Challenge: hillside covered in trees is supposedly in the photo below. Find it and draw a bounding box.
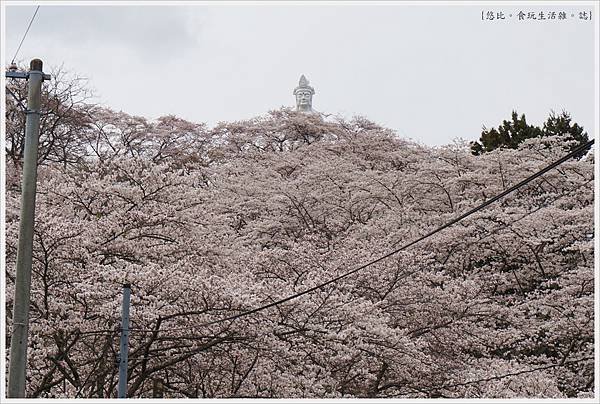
[4,72,595,398]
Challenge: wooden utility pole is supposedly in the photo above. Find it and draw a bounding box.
[7,58,50,398]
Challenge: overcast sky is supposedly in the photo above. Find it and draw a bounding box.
[3,2,598,146]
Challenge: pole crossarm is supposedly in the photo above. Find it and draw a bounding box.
[6,71,51,81]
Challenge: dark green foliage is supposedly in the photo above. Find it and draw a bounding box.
[471,111,589,157]
[543,111,590,158]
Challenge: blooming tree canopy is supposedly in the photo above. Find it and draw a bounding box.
[4,76,595,398]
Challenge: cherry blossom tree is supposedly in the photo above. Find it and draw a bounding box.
[4,89,594,397]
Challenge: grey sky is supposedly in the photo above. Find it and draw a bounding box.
[3,2,597,146]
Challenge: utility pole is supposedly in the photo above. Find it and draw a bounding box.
[118,284,131,398]
[7,58,50,398]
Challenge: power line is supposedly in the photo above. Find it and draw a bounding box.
[471,177,593,240]
[390,146,592,248]
[11,6,40,65]
[128,139,594,334]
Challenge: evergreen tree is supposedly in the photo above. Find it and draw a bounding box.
[471,111,589,157]
[543,111,589,158]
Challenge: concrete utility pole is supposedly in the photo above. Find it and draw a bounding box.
[7,58,50,398]
[118,284,131,398]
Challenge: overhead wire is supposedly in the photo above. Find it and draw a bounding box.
[6,6,41,115]
[471,178,593,240]
[10,5,40,65]
[126,139,594,335]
